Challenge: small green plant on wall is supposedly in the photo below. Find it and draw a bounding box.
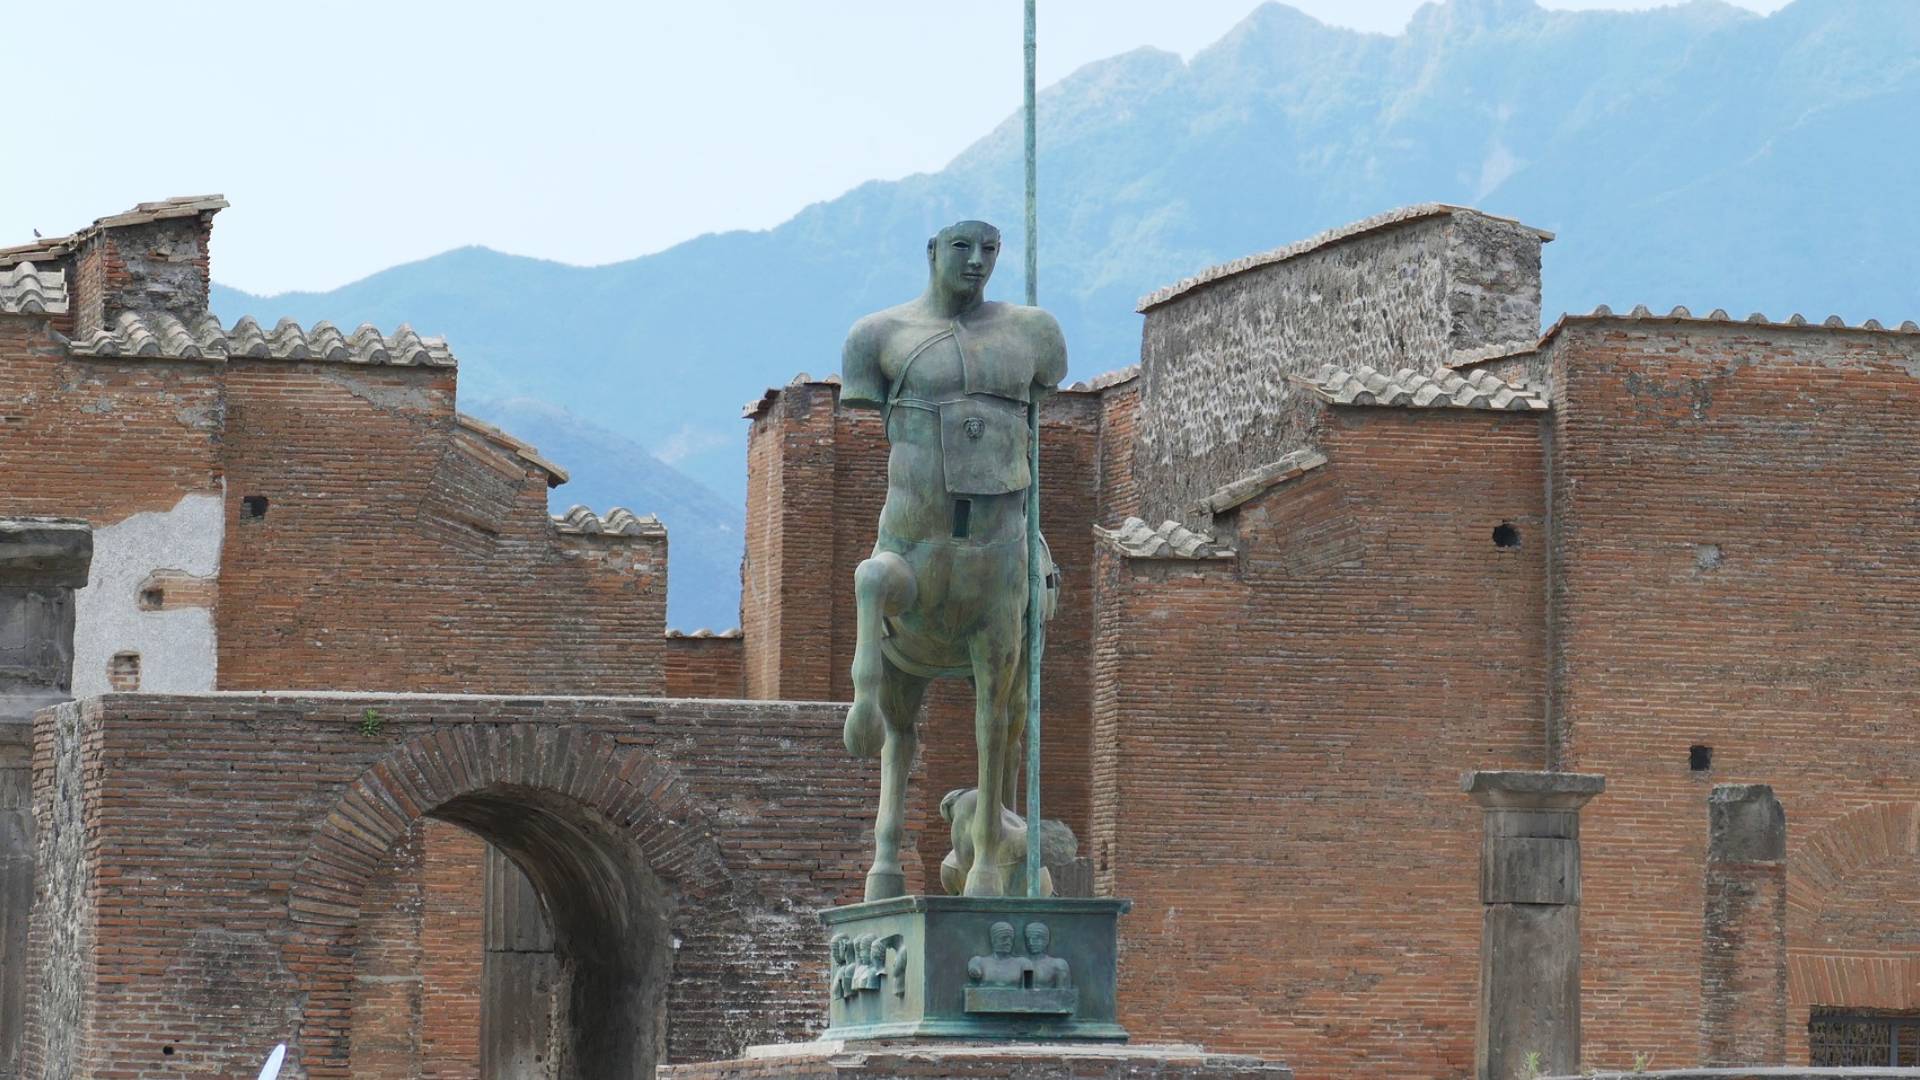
[359,708,384,738]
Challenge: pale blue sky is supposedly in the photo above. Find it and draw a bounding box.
[3,0,1787,294]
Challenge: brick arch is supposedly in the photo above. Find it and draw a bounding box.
[1784,801,1920,1020]
[1785,801,1920,924]
[284,722,735,1079]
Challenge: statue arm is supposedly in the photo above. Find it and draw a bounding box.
[1029,310,1068,395]
[840,316,887,410]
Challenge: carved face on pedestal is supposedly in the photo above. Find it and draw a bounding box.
[988,920,1016,958]
[1024,921,1050,956]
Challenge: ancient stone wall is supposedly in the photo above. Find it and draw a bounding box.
[0,316,225,700]
[665,631,747,698]
[23,694,913,1080]
[214,360,667,694]
[1132,207,1545,524]
[1091,404,1549,1076]
[1543,316,1920,1067]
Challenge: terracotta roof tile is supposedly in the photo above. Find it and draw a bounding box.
[1295,364,1548,411]
[66,312,456,367]
[1193,449,1329,516]
[0,262,69,315]
[552,505,665,539]
[1094,517,1233,560]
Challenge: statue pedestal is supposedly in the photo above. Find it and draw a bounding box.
[821,895,1130,1042]
[658,1041,1294,1080]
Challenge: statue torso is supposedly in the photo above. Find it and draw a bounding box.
[868,303,1054,547]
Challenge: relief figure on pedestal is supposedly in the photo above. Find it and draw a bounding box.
[1023,922,1071,989]
[966,921,1032,988]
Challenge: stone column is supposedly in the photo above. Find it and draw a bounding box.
[481,846,557,1079]
[0,519,91,1080]
[1464,770,1605,1080]
[1701,783,1787,1067]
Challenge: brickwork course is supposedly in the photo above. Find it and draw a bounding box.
[11,194,1920,1076]
[23,694,908,1078]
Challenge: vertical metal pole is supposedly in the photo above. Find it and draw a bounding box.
[1023,0,1044,897]
[1024,0,1038,308]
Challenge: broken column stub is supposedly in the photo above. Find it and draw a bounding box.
[0,518,90,1080]
[1463,769,1605,1080]
[1701,784,1787,1067]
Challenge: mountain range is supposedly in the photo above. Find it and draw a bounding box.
[211,0,1920,630]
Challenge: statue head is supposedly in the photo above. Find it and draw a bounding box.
[830,933,851,964]
[1024,921,1050,956]
[926,220,1001,298]
[988,920,1016,957]
[867,936,888,964]
[854,933,875,962]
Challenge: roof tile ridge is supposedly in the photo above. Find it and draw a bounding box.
[1094,515,1235,560]
[552,505,665,539]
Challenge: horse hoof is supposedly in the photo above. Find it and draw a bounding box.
[844,698,884,758]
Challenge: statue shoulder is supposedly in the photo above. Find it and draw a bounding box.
[842,309,906,409]
[992,303,1068,390]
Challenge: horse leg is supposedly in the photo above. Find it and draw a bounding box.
[866,658,928,901]
[963,634,1021,897]
[847,552,916,758]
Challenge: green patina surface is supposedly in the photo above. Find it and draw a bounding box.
[821,896,1130,1042]
[840,221,1068,901]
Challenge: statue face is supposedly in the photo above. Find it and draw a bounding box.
[989,920,1016,957]
[928,221,1000,295]
[1024,922,1049,955]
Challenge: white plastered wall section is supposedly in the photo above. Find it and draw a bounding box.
[70,490,222,697]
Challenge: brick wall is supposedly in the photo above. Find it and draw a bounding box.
[0,320,221,524]
[741,381,839,700]
[1544,317,1920,1068]
[26,693,913,1080]
[216,359,665,695]
[665,632,747,698]
[1092,405,1549,1076]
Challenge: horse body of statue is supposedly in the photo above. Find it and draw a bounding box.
[840,219,1066,900]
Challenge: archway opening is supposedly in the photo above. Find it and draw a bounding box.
[346,783,675,1080]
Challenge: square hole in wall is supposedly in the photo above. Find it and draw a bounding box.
[241,495,270,519]
[138,587,165,611]
[1689,744,1713,772]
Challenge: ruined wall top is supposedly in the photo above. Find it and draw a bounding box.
[1131,205,1550,524]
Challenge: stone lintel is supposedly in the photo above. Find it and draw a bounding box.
[0,519,93,588]
[1463,770,1605,811]
[1708,784,1786,864]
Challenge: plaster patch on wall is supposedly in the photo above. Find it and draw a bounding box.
[71,491,222,697]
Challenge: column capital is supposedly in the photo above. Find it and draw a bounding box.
[1462,770,1605,811]
[0,518,93,588]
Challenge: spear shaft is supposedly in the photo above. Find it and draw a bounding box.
[1023,0,1043,898]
